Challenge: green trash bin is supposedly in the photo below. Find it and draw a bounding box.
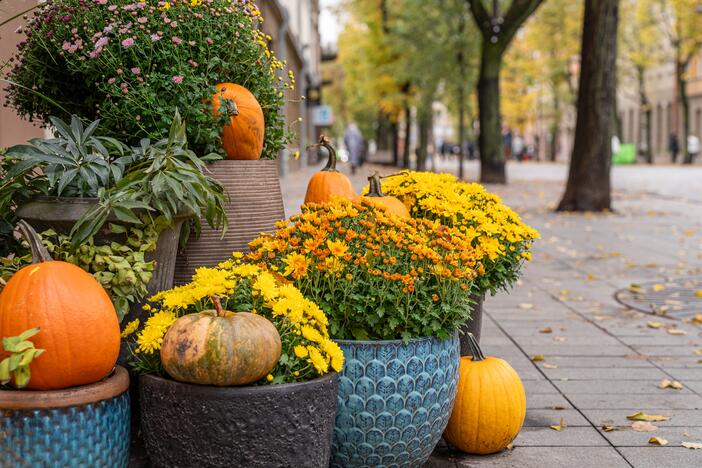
[613,143,636,164]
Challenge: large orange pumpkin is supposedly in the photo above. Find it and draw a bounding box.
[212,83,265,160]
[161,297,281,386]
[357,171,410,218]
[444,333,526,454]
[304,135,356,204]
[0,221,120,390]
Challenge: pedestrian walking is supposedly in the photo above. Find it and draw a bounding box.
[669,132,679,163]
[687,134,700,164]
[344,122,364,175]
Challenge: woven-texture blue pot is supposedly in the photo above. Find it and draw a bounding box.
[0,367,130,468]
[332,333,459,468]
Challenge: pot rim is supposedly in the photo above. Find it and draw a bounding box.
[19,196,193,222]
[141,371,337,394]
[0,365,129,410]
[333,331,458,346]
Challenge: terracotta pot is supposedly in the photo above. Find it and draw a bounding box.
[174,159,285,285]
[459,294,484,353]
[140,372,338,467]
[0,366,130,467]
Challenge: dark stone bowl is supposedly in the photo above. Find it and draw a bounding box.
[140,372,338,468]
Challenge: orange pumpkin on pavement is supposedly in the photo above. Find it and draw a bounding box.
[304,135,356,204]
[0,221,120,390]
[212,83,265,160]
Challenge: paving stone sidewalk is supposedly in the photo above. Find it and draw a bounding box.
[280,160,702,468]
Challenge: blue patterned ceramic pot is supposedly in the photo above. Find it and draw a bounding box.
[332,333,460,468]
[0,366,130,468]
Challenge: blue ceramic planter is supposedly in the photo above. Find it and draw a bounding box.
[332,333,460,468]
[0,366,131,468]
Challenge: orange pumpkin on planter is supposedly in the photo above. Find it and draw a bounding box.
[0,221,120,390]
[444,333,526,454]
[357,171,410,218]
[304,135,356,204]
[160,297,281,386]
[212,83,265,160]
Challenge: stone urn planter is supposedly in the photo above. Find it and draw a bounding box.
[15,197,190,324]
[331,333,460,468]
[459,293,485,352]
[174,159,285,285]
[140,372,338,468]
[0,366,130,467]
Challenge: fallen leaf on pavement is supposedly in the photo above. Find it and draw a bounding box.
[692,314,702,325]
[543,363,558,369]
[695,349,702,356]
[652,284,666,292]
[631,421,658,432]
[630,284,644,294]
[667,328,687,336]
[695,290,702,298]
[530,355,545,362]
[519,303,534,310]
[601,425,616,432]
[627,412,671,422]
[550,418,565,431]
[506,443,514,450]
[682,442,702,449]
[658,379,683,390]
[647,321,664,329]
[539,327,553,334]
[648,437,668,446]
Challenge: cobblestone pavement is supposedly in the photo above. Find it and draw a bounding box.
[280,159,702,468]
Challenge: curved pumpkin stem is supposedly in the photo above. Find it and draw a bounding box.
[366,171,385,198]
[17,220,52,264]
[465,332,486,361]
[212,296,226,317]
[308,135,339,172]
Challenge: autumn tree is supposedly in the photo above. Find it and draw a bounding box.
[468,0,543,184]
[654,0,702,164]
[558,0,619,212]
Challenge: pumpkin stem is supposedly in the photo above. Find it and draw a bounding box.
[212,296,226,317]
[308,135,338,172]
[366,171,385,198]
[223,98,239,117]
[17,220,52,264]
[466,333,486,361]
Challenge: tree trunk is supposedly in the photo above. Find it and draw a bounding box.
[477,44,506,183]
[458,84,466,179]
[402,104,411,169]
[678,62,691,164]
[391,120,399,166]
[637,66,653,164]
[416,98,433,172]
[557,0,618,212]
[549,90,560,162]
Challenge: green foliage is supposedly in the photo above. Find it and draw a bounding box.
[0,328,45,389]
[6,0,291,159]
[40,228,157,321]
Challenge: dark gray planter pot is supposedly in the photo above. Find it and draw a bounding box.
[140,373,339,468]
[15,196,190,325]
[459,294,484,354]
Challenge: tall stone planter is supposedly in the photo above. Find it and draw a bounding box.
[140,372,339,468]
[15,196,189,324]
[0,366,131,467]
[174,159,285,285]
[459,294,485,353]
[332,333,460,468]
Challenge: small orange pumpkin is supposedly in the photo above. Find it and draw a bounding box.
[444,333,526,454]
[212,83,265,160]
[304,135,356,205]
[160,297,281,386]
[0,221,120,390]
[357,171,410,218]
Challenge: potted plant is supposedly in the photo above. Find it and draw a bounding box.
[4,0,295,282]
[248,197,480,467]
[0,113,226,324]
[126,259,344,467]
[0,221,130,466]
[378,171,540,344]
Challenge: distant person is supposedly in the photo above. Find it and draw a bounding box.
[512,134,524,161]
[344,122,364,175]
[669,133,679,163]
[687,134,700,164]
[503,128,513,160]
[534,135,541,161]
